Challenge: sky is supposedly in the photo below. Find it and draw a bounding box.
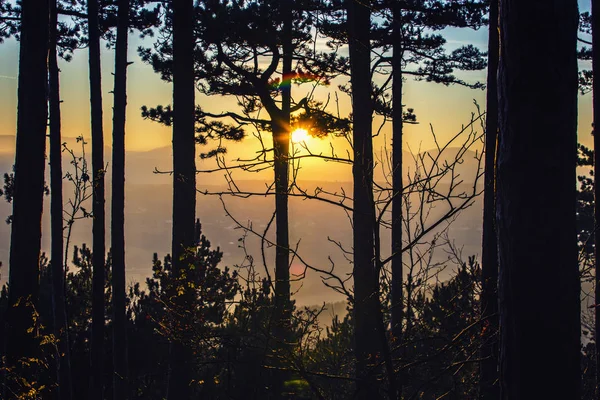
[0,2,595,182]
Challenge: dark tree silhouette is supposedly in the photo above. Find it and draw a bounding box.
[390,0,404,358]
[497,0,580,397]
[49,0,73,398]
[271,0,293,392]
[479,0,499,398]
[167,0,196,398]
[86,0,106,397]
[346,0,381,398]
[111,0,129,398]
[5,0,49,392]
[592,0,600,397]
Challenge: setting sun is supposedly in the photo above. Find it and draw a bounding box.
[291,128,310,143]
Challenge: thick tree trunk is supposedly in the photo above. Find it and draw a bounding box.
[497,0,580,398]
[167,0,196,398]
[347,1,381,398]
[593,0,600,397]
[111,0,129,398]
[5,0,49,394]
[479,0,499,398]
[49,0,73,398]
[87,0,106,398]
[390,2,403,395]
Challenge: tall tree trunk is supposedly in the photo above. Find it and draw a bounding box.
[111,0,129,398]
[390,3,404,397]
[592,0,600,398]
[167,0,196,398]
[272,0,292,371]
[87,0,106,398]
[347,1,381,398]
[49,0,73,398]
[5,0,49,394]
[496,0,580,398]
[479,0,499,398]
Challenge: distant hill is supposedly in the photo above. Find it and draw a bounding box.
[0,137,484,306]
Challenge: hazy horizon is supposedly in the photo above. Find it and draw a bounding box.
[0,138,485,306]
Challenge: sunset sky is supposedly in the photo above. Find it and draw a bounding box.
[0,2,594,183]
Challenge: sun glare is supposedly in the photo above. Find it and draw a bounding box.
[291,128,310,144]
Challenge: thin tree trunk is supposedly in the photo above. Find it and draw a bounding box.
[167,0,196,398]
[497,0,580,398]
[272,0,292,372]
[5,0,49,394]
[347,0,381,398]
[87,0,106,397]
[111,0,129,398]
[49,0,72,398]
[479,0,499,398]
[271,115,290,394]
[592,0,600,398]
[390,2,404,397]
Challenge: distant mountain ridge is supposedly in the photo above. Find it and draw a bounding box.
[0,134,482,185]
[0,135,483,305]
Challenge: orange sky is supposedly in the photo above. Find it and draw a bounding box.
[0,24,594,183]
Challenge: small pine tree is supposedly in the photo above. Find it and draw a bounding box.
[127,220,239,398]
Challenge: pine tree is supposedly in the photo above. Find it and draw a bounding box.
[49,0,73,398]
[86,0,106,397]
[167,0,196,398]
[5,0,50,394]
[111,0,130,398]
[346,0,382,398]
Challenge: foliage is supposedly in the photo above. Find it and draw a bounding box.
[577,143,595,279]
[126,220,239,398]
[404,256,482,399]
[578,12,593,94]
[0,297,57,400]
[0,0,19,43]
[139,0,349,140]
[305,313,355,399]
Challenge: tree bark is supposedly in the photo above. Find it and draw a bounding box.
[347,1,381,398]
[497,0,580,398]
[87,0,106,397]
[111,0,129,398]
[5,0,49,393]
[167,0,196,398]
[479,0,499,398]
[49,0,73,398]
